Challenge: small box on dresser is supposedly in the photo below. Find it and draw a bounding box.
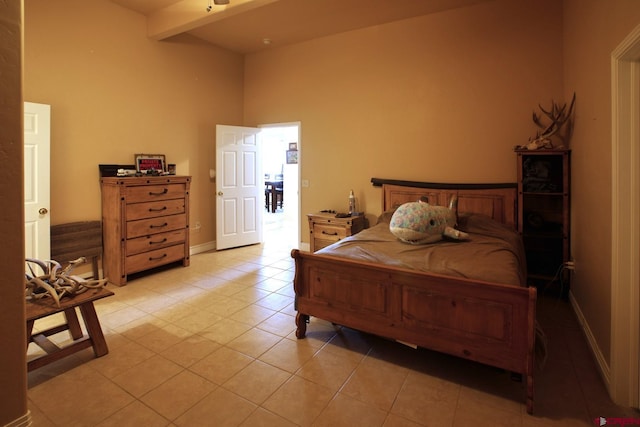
[307,212,366,252]
[101,175,191,285]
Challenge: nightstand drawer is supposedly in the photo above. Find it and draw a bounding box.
[313,238,339,252]
[307,212,366,252]
[313,223,347,241]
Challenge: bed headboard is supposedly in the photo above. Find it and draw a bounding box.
[371,178,518,229]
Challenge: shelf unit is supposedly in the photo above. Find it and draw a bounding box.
[516,149,570,296]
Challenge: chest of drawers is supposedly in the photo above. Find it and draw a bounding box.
[101,176,191,285]
[307,212,366,252]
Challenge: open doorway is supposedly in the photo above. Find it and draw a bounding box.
[260,122,300,249]
[610,24,640,409]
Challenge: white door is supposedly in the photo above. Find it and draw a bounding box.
[215,125,263,250]
[24,102,51,260]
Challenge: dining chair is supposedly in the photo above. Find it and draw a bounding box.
[264,174,271,210]
[274,174,284,209]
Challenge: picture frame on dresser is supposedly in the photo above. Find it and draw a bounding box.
[134,153,166,173]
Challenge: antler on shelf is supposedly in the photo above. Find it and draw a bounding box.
[522,92,576,150]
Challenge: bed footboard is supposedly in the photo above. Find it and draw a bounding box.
[291,249,537,414]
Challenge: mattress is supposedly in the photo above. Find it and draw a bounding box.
[316,212,527,287]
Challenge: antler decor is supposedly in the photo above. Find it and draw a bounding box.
[25,257,108,307]
[517,92,576,150]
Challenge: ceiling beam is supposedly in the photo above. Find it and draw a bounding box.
[146,0,279,40]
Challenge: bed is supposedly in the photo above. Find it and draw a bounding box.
[291,179,538,414]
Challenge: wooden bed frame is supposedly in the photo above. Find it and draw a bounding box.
[291,179,537,414]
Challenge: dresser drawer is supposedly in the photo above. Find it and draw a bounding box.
[126,199,185,221]
[126,229,186,255]
[125,244,186,275]
[312,223,347,242]
[126,213,187,239]
[125,183,187,202]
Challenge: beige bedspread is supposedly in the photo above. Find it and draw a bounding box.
[316,213,527,287]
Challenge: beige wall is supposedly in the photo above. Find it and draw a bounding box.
[24,0,567,246]
[0,2,29,426]
[245,0,564,228]
[563,0,640,366]
[24,0,245,247]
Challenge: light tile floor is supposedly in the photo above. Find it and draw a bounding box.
[27,214,639,426]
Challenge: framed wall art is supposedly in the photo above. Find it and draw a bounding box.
[286,149,298,164]
[134,154,166,173]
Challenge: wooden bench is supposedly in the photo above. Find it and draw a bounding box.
[26,288,113,371]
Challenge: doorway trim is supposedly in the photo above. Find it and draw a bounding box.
[258,121,301,248]
[610,23,640,408]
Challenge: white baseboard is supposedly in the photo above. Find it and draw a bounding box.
[189,241,309,255]
[190,241,217,255]
[569,291,611,389]
[4,411,31,427]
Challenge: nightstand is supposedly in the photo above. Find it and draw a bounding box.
[307,212,366,252]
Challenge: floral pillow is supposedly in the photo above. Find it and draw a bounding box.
[389,201,468,244]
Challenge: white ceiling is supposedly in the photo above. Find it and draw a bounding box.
[110,0,495,53]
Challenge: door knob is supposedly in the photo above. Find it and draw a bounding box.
[217,191,223,196]
[39,208,48,215]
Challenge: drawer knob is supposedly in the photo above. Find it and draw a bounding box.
[149,238,168,245]
[149,254,168,261]
[322,231,338,236]
[149,206,168,212]
[149,222,168,229]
